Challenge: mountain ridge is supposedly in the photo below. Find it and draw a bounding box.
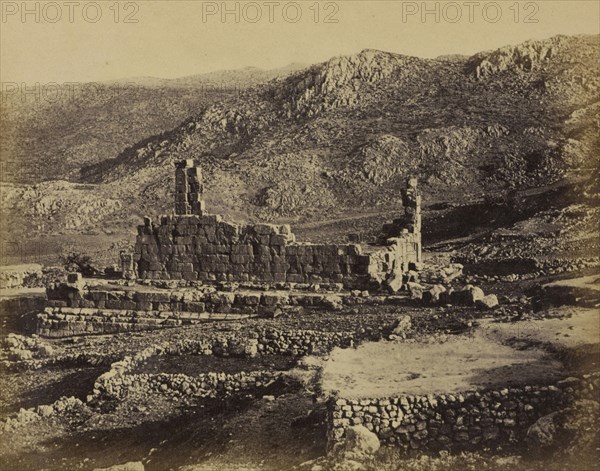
[101,63,310,89]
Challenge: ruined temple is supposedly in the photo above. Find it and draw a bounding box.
[129,160,421,289]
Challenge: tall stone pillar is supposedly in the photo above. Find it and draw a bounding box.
[400,177,422,262]
[175,159,205,215]
[401,177,421,234]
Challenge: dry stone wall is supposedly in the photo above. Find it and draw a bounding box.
[163,327,356,357]
[95,370,284,401]
[327,374,600,453]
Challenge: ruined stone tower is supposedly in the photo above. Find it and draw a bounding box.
[124,162,423,286]
[175,159,205,215]
[379,177,422,264]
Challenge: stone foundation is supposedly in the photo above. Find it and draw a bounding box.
[38,280,409,337]
[35,161,425,336]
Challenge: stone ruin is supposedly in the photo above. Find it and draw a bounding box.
[130,159,421,290]
[38,160,423,337]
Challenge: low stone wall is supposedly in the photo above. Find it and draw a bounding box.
[164,327,356,357]
[90,341,295,402]
[35,307,245,337]
[46,285,355,312]
[327,374,600,452]
[95,370,285,401]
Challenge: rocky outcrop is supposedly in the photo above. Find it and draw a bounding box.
[469,36,569,79]
[346,135,415,185]
[1,181,122,232]
[278,49,423,117]
[526,398,600,454]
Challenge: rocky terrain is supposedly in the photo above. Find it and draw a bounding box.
[0,34,599,471]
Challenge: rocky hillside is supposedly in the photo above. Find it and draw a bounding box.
[3,35,599,257]
[1,64,306,183]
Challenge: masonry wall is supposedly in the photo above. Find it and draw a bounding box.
[135,214,377,287]
[96,370,285,401]
[327,374,600,452]
[133,214,415,289]
[379,176,422,261]
[130,160,422,290]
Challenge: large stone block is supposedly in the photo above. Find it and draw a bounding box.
[270,234,288,246]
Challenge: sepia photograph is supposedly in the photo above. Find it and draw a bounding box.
[0,1,599,470]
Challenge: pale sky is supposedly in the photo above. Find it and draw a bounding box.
[1,0,599,83]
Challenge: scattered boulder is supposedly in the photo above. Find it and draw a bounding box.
[384,273,403,293]
[439,288,454,305]
[9,348,34,361]
[331,425,380,462]
[37,344,55,357]
[407,282,424,300]
[93,462,144,471]
[389,315,412,340]
[422,284,446,304]
[412,282,496,308]
[451,284,485,305]
[258,306,283,318]
[526,399,600,454]
[476,294,499,310]
[2,333,57,364]
[441,263,463,282]
[323,295,343,311]
[526,411,560,447]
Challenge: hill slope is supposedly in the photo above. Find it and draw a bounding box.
[0,64,307,183]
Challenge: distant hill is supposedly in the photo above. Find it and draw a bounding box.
[83,35,598,209]
[105,63,309,89]
[0,63,308,183]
